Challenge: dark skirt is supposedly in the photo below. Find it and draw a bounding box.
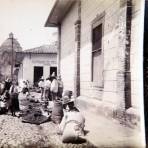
[10,93,20,112]
[57,87,63,98]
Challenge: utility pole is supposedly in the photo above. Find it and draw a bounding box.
[9,32,14,81]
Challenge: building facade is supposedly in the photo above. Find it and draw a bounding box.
[17,44,57,86]
[45,0,144,128]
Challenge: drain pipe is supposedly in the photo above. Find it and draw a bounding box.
[124,0,132,109]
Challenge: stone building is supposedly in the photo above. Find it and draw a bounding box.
[45,0,144,128]
[16,43,57,86]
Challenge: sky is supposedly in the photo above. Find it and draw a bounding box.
[0,0,57,50]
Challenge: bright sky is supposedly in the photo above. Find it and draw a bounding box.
[0,0,57,50]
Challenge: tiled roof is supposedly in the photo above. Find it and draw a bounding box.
[22,42,57,54]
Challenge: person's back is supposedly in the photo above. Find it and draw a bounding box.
[38,80,44,88]
[59,98,85,143]
[38,79,44,100]
[45,79,51,89]
[60,110,85,143]
[50,78,58,93]
[66,110,85,125]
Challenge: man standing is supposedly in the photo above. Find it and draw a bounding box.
[38,76,44,100]
[50,73,58,101]
[44,77,51,101]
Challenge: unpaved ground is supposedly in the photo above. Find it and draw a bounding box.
[0,115,95,148]
[0,92,96,148]
[0,92,144,148]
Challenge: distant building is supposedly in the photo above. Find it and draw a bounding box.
[0,33,22,81]
[45,0,144,129]
[16,43,57,86]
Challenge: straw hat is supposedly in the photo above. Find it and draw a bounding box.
[62,96,74,105]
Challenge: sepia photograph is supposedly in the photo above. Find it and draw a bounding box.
[0,0,146,147]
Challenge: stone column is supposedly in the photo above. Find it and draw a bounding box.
[57,25,61,76]
[117,0,132,110]
[124,0,132,109]
[74,0,81,97]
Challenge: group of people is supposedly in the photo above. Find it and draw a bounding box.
[0,77,20,116]
[38,72,63,102]
[38,73,86,143]
[0,75,86,143]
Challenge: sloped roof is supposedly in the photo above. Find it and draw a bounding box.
[45,0,75,27]
[22,42,57,54]
[0,37,22,52]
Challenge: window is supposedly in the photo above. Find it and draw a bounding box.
[92,24,102,53]
[92,13,104,85]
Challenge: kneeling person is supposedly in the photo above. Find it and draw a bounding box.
[59,96,85,143]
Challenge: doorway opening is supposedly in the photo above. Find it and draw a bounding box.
[34,66,43,86]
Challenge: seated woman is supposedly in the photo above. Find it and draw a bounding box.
[59,95,85,143]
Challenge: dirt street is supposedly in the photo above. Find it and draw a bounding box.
[0,92,96,148]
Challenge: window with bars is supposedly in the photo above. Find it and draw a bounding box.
[92,24,102,53]
[92,16,104,84]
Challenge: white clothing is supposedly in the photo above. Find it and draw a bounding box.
[50,79,58,93]
[38,81,44,88]
[44,80,51,89]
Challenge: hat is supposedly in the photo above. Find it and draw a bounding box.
[63,90,73,98]
[62,96,74,105]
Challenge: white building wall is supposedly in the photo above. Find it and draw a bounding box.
[130,0,144,108]
[59,0,143,111]
[80,0,121,105]
[60,2,78,92]
[22,56,34,84]
[20,53,57,85]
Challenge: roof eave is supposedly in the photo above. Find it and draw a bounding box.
[16,51,57,54]
[45,0,75,27]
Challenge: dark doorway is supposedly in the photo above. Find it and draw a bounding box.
[144,0,148,144]
[50,67,57,76]
[34,66,43,86]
